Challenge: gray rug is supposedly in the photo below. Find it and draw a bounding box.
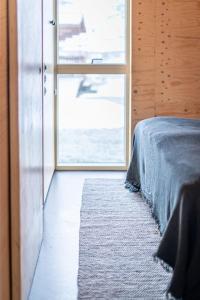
[78,179,171,299]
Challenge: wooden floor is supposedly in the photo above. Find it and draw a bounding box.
[29,171,126,300]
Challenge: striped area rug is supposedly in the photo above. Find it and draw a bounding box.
[78,179,171,299]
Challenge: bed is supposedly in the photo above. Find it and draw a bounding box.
[125,117,200,300]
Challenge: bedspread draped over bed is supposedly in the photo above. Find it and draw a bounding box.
[125,117,200,300]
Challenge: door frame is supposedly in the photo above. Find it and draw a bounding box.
[0,0,11,298]
[42,0,56,202]
[8,0,23,298]
[55,0,132,171]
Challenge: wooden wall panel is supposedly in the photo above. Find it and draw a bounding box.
[9,0,43,299]
[0,0,10,298]
[132,0,156,128]
[132,0,200,127]
[9,0,21,297]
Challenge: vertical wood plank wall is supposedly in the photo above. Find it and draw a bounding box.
[9,0,21,297]
[132,0,200,128]
[0,0,10,298]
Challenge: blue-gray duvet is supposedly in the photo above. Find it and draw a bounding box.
[126,117,200,300]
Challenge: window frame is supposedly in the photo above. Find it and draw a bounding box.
[55,0,132,170]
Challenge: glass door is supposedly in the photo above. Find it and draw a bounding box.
[56,0,131,169]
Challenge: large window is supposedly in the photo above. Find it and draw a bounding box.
[56,0,131,169]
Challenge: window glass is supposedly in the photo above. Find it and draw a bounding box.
[57,74,126,165]
[58,0,126,64]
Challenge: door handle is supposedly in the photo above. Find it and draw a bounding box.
[49,20,56,26]
[91,58,103,64]
[44,87,47,95]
